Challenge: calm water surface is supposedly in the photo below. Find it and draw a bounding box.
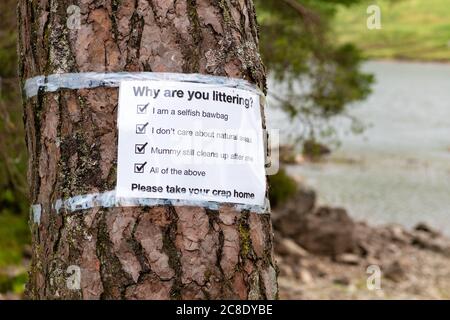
[268,61,450,235]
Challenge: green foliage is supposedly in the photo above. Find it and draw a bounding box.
[0,0,17,79]
[0,0,27,214]
[0,213,29,268]
[0,94,27,215]
[0,2,29,297]
[302,139,331,160]
[255,0,374,144]
[335,0,450,62]
[0,31,17,79]
[0,271,27,294]
[268,168,298,208]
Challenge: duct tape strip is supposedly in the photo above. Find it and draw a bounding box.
[31,193,270,224]
[53,190,270,214]
[31,204,42,224]
[24,72,265,99]
[25,72,271,217]
[31,192,270,225]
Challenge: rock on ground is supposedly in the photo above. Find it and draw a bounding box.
[274,188,450,300]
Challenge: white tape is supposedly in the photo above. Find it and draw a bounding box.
[24,72,265,99]
[47,190,270,216]
[31,204,42,225]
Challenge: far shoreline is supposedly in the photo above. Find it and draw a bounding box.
[365,57,450,65]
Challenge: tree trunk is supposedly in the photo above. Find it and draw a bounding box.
[18,0,277,300]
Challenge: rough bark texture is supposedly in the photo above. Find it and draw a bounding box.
[18,0,277,300]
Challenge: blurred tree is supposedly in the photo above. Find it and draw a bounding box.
[0,2,30,295]
[0,0,28,215]
[255,0,374,146]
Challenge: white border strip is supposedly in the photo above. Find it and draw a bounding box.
[24,72,264,99]
[32,193,270,225]
[50,190,269,215]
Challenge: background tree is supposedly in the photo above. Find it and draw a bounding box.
[0,0,30,290]
[255,0,374,147]
[18,0,277,300]
[0,0,28,214]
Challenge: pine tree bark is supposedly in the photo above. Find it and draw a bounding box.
[18,0,277,300]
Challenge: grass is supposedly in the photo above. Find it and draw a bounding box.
[0,212,29,295]
[0,212,29,268]
[334,0,450,62]
[0,272,27,295]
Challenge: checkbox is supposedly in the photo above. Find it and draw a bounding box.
[136,122,149,134]
[137,103,149,114]
[134,162,147,174]
[135,143,148,154]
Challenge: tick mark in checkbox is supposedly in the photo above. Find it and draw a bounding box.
[135,143,148,154]
[134,162,147,173]
[136,122,149,134]
[137,103,150,114]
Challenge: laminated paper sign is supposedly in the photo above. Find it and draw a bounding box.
[116,80,266,206]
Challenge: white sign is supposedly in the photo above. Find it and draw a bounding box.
[116,80,266,206]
